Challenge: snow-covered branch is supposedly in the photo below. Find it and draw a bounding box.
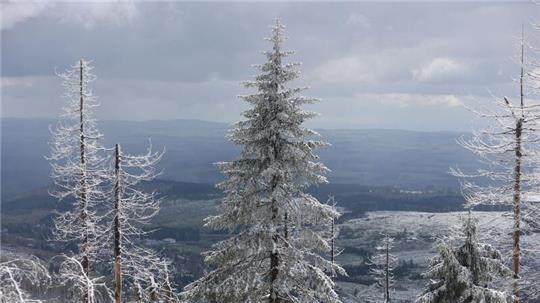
[0,253,51,303]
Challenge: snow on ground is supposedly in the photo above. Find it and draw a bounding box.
[336,211,539,303]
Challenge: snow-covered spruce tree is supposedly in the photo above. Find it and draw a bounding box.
[369,234,396,303]
[451,30,540,303]
[416,213,511,303]
[183,19,344,303]
[108,143,176,302]
[0,253,51,303]
[48,59,108,302]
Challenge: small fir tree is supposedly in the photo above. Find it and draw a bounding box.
[416,213,511,303]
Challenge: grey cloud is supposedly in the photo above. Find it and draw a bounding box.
[1,2,539,131]
[1,1,138,30]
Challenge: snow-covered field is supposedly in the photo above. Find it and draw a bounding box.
[336,211,540,303]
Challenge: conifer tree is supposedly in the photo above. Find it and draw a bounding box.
[416,213,511,303]
[183,18,344,303]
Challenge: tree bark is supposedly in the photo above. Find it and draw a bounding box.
[114,144,122,303]
[512,29,525,303]
[513,118,522,303]
[331,213,335,279]
[270,195,280,303]
[269,36,282,303]
[78,59,90,303]
[385,239,390,303]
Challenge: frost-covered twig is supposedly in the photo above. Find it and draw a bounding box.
[451,29,540,302]
[106,143,177,302]
[47,59,110,302]
[52,255,113,303]
[0,253,51,303]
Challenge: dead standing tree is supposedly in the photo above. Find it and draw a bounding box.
[369,234,396,303]
[326,196,343,280]
[48,59,108,303]
[452,30,540,303]
[109,143,174,302]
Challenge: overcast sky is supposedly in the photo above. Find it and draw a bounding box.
[1,1,539,131]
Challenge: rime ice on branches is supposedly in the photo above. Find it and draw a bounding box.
[107,143,175,302]
[451,30,540,302]
[416,213,511,303]
[48,59,109,302]
[183,19,345,303]
[369,234,396,303]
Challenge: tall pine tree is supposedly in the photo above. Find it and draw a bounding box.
[183,19,344,303]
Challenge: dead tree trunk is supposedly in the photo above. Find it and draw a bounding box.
[78,59,90,303]
[512,29,525,303]
[284,212,288,240]
[330,214,335,277]
[327,196,338,280]
[384,240,390,303]
[513,119,522,303]
[114,144,122,303]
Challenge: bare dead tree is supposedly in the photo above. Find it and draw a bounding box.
[113,144,122,303]
[48,59,108,303]
[369,234,396,303]
[452,29,540,302]
[107,142,176,302]
[326,196,343,280]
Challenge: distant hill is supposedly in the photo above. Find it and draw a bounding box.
[1,118,479,200]
[0,178,468,252]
